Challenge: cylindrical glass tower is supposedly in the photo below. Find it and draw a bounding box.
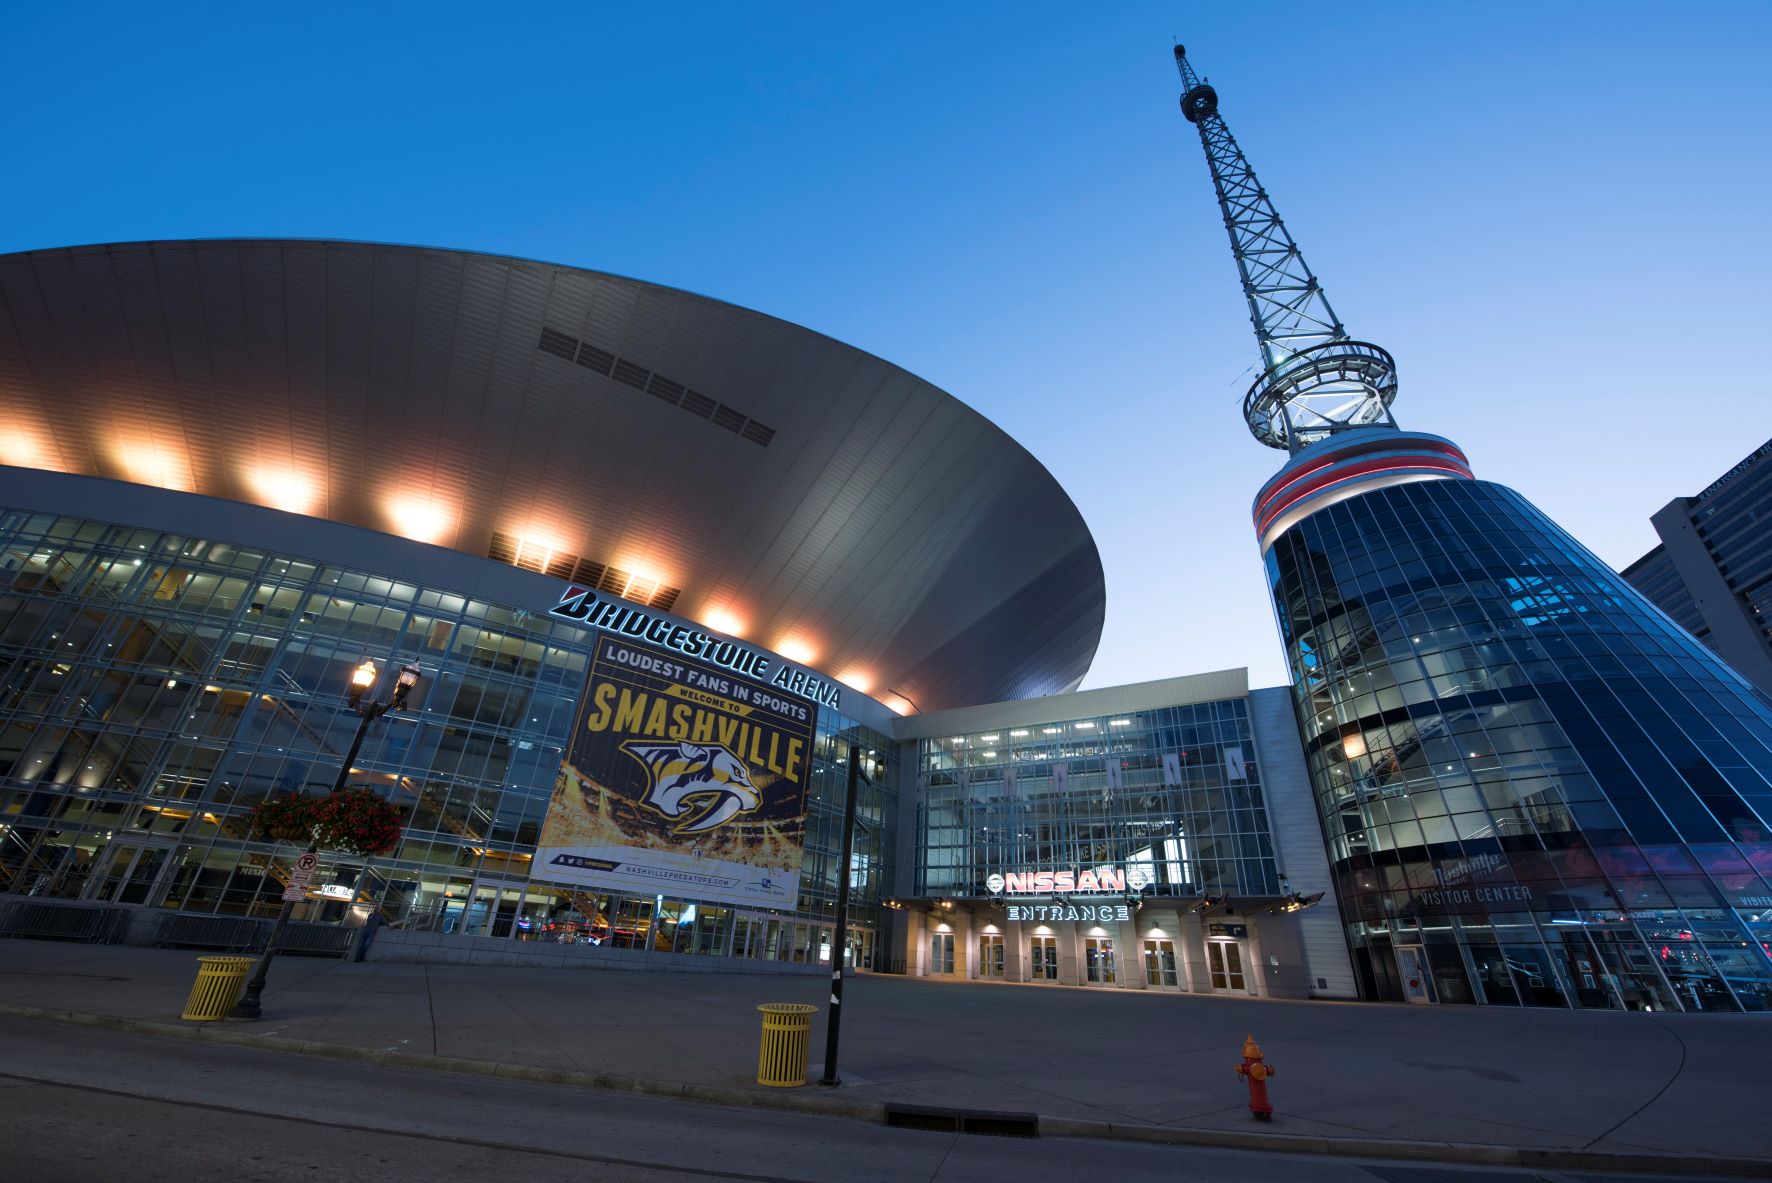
[1258,430,1772,1011]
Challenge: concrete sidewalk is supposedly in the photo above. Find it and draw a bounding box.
[2,938,1767,1172]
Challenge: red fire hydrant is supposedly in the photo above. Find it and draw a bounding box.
[1235,1034,1275,1121]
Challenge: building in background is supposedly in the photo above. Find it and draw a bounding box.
[1173,45,1772,1012]
[1622,439,1772,697]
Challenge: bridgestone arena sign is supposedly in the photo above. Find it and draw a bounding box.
[536,632,822,909]
[548,585,842,710]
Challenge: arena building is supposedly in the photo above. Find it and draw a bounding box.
[0,238,1103,973]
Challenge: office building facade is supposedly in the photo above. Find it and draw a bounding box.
[1622,439,1772,697]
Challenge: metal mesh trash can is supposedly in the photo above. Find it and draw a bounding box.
[755,1003,817,1087]
[181,956,256,1021]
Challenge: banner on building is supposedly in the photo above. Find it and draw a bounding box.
[536,632,821,909]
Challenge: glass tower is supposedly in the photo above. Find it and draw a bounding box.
[1259,438,1772,1010]
[1174,45,1772,1010]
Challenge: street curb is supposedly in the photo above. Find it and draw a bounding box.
[5,1002,1769,1178]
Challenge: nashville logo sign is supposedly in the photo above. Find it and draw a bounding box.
[622,741,761,834]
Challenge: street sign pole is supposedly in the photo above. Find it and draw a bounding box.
[819,744,867,1086]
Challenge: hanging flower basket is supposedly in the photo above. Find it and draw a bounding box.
[247,793,319,843]
[313,787,406,857]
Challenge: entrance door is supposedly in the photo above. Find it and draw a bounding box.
[929,932,956,975]
[1207,940,1247,992]
[1396,945,1435,1004]
[1085,937,1116,985]
[1143,939,1180,988]
[93,842,173,905]
[979,936,1005,979]
[1029,935,1059,981]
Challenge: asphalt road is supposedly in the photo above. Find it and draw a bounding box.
[0,1015,1724,1183]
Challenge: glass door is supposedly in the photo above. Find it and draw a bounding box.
[1395,944,1435,1004]
[1207,940,1247,992]
[93,842,173,905]
[1085,937,1116,984]
[1029,935,1059,980]
[929,932,956,975]
[979,936,1005,978]
[1143,939,1179,988]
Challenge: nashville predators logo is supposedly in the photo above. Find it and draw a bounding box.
[621,741,762,834]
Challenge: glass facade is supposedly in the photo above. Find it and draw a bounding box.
[914,701,1279,901]
[0,510,894,967]
[1267,477,1772,1011]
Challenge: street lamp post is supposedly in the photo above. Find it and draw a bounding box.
[819,743,870,1086]
[229,659,421,1020]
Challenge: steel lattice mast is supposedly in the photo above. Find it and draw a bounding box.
[1174,45,1398,453]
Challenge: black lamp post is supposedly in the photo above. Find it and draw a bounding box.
[230,658,421,1020]
[819,742,870,1086]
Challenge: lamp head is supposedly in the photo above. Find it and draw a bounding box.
[392,662,422,709]
[349,659,378,707]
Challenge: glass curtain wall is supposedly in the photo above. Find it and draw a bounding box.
[1266,478,1772,1012]
[915,701,1279,901]
[0,511,894,964]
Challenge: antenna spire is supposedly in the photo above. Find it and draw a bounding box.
[1174,45,1398,453]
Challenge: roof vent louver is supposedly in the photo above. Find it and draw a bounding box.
[611,359,651,391]
[490,533,683,614]
[538,328,577,360]
[575,343,614,375]
[537,327,774,447]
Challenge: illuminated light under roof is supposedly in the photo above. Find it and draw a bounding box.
[1010,729,1029,737]
[1042,727,1061,735]
[114,440,194,492]
[508,529,568,573]
[836,667,874,694]
[1110,719,1132,726]
[1075,721,1095,729]
[0,428,54,470]
[979,734,999,741]
[774,636,817,665]
[247,466,321,515]
[701,607,746,638]
[385,495,454,544]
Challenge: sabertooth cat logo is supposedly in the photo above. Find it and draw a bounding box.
[622,741,762,834]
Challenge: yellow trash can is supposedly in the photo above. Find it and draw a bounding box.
[755,1003,817,1087]
[181,956,256,1021]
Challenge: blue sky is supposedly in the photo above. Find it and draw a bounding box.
[4,2,1769,691]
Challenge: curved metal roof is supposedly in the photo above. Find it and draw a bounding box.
[0,240,1104,711]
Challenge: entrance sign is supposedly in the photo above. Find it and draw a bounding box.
[991,864,1155,895]
[1007,903,1133,923]
[536,632,821,908]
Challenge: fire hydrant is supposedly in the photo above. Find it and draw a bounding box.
[1235,1034,1275,1121]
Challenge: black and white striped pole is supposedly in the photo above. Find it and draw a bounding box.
[819,742,868,1086]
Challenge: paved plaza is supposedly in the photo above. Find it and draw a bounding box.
[1,939,1768,1172]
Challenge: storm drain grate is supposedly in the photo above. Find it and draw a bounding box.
[537,327,775,447]
[884,1104,1038,1139]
